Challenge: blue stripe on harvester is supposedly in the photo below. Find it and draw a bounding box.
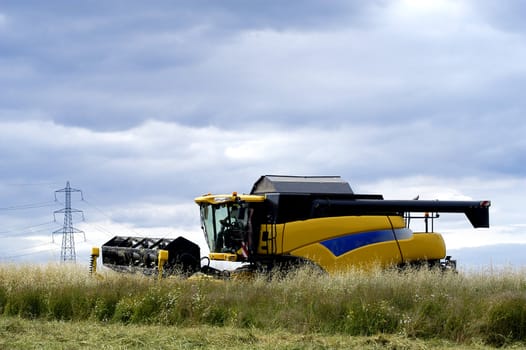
[320,228,413,257]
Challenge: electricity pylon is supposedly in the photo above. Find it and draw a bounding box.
[53,181,85,262]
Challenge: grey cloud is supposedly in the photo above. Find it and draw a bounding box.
[30,1,376,31]
[472,0,526,33]
[2,0,525,133]
[0,1,525,263]
[0,1,379,131]
[451,244,526,270]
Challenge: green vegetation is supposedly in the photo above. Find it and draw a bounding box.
[1,264,526,348]
[0,317,511,350]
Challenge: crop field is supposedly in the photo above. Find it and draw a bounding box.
[1,264,526,349]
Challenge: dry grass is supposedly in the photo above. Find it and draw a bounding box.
[1,263,526,347]
[0,317,506,350]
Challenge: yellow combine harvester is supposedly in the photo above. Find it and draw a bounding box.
[100,175,490,276]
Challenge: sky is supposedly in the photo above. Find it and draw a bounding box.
[1,0,525,270]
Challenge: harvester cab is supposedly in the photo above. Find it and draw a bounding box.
[197,192,265,262]
[99,175,490,277]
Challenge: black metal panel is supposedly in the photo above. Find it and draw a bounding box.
[259,192,490,228]
[101,236,201,275]
[310,199,490,228]
[251,175,354,194]
[264,193,383,224]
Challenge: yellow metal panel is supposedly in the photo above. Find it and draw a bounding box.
[289,231,447,273]
[194,194,265,204]
[256,223,285,255]
[91,247,100,257]
[291,240,403,273]
[158,249,169,262]
[399,232,446,261]
[209,252,237,261]
[281,216,405,253]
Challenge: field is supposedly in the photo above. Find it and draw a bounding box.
[1,264,526,349]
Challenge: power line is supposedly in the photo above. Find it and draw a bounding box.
[0,221,60,237]
[0,246,58,261]
[4,182,63,187]
[79,221,115,239]
[82,198,144,237]
[0,201,58,211]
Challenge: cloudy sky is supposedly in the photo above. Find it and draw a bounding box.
[1,0,525,269]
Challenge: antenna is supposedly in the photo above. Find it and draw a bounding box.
[52,181,85,262]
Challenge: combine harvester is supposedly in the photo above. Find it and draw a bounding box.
[97,175,490,277]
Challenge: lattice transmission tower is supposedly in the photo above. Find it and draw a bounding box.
[53,181,85,262]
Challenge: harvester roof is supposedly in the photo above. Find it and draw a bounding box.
[250,175,354,195]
